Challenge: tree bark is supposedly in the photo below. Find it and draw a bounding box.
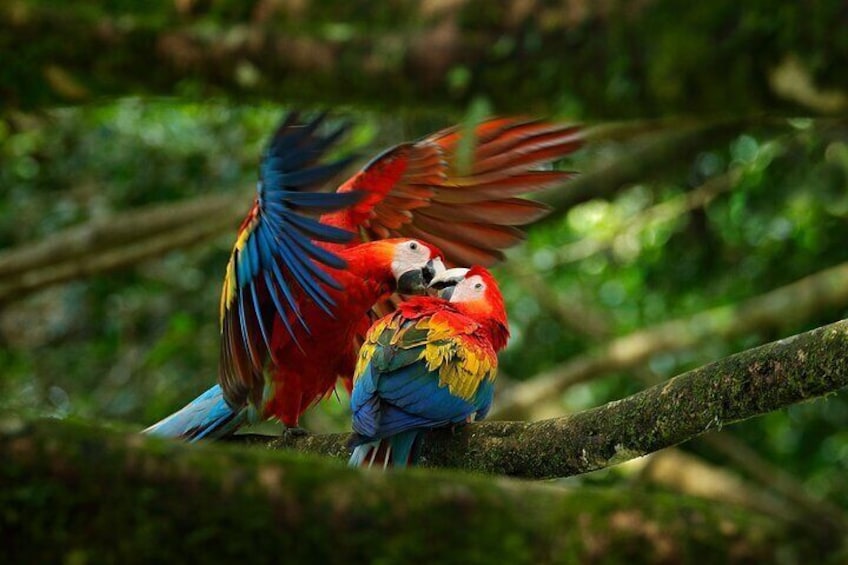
[3,1,847,117]
[0,418,833,563]
[239,318,848,485]
[494,261,848,419]
[0,193,244,304]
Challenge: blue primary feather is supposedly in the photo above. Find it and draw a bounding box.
[218,112,368,406]
[275,122,348,170]
[228,112,364,346]
[283,211,355,243]
[264,189,361,212]
[143,385,247,442]
[249,281,272,354]
[273,229,337,316]
[276,160,354,188]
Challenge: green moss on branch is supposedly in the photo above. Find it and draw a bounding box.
[251,319,848,482]
[0,418,827,563]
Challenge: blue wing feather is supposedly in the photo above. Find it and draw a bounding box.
[349,315,498,468]
[273,229,337,314]
[281,207,358,241]
[275,122,348,170]
[350,363,381,438]
[249,280,272,356]
[264,189,362,210]
[351,350,490,441]
[277,228,347,286]
[247,112,357,297]
[275,159,355,188]
[219,112,364,406]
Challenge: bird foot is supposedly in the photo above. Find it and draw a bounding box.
[283,426,311,439]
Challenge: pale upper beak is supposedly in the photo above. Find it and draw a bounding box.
[427,267,469,300]
[423,257,446,286]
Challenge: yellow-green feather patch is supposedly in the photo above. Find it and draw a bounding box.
[219,217,259,327]
[354,310,498,401]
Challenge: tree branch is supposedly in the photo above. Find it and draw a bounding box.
[0,193,242,279]
[3,418,825,563]
[0,193,244,303]
[238,318,848,483]
[494,261,848,419]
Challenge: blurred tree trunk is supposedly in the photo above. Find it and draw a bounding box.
[0,419,835,563]
[3,0,847,117]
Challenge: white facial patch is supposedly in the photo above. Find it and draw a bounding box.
[450,274,486,303]
[391,240,431,279]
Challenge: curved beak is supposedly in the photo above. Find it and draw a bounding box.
[427,267,469,300]
[397,257,446,294]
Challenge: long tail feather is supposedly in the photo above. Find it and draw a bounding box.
[143,385,247,442]
[348,431,420,469]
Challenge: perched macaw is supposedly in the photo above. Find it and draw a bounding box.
[145,112,580,441]
[349,266,508,468]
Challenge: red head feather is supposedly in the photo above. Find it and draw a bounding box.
[451,265,509,351]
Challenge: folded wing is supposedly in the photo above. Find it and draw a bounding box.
[350,311,497,441]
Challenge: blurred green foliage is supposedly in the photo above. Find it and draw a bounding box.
[1,99,847,511]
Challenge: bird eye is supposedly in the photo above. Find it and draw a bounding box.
[474,283,484,290]
[409,241,418,251]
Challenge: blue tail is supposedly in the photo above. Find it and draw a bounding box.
[143,385,247,442]
[348,431,420,469]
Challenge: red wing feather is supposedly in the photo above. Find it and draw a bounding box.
[403,225,505,267]
[410,215,525,251]
[321,117,582,266]
[419,199,550,226]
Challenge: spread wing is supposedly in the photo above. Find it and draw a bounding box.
[350,311,497,440]
[219,112,362,407]
[324,117,583,266]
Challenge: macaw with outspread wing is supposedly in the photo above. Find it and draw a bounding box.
[145,112,580,441]
[349,266,508,467]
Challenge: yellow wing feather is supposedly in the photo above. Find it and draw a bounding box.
[423,338,496,401]
[219,216,259,327]
[354,310,498,401]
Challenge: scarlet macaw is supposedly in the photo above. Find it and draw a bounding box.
[349,266,508,467]
[145,112,580,440]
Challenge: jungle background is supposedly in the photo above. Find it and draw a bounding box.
[2,1,848,563]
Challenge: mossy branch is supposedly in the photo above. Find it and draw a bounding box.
[239,318,848,481]
[0,418,833,562]
[5,314,848,561]
[494,261,848,419]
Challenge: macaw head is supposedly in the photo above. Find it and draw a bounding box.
[387,238,446,294]
[428,265,509,350]
[427,267,469,301]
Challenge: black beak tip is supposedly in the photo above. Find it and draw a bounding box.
[422,260,438,286]
[397,269,426,294]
